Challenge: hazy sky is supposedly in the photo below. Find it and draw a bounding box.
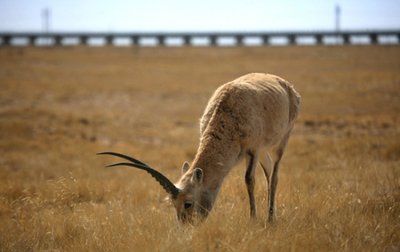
[0,0,399,32]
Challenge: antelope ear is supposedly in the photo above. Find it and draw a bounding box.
[181,161,190,174]
[191,168,203,184]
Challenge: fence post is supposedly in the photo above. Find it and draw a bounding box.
[370,33,378,44]
[183,36,191,46]
[288,35,296,45]
[54,35,62,46]
[81,36,88,45]
[236,35,244,46]
[315,34,323,45]
[210,35,217,46]
[131,36,138,46]
[343,34,350,44]
[3,36,11,46]
[262,35,269,46]
[28,36,36,46]
[158,36,165,46]
[105,36,113,46]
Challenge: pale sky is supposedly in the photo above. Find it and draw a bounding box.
[0,0,399,32]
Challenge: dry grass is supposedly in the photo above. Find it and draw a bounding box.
[0,45,399,251]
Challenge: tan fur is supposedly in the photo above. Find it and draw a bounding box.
[173,73,301,223]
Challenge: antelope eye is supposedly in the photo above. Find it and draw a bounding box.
[184,202,193,209]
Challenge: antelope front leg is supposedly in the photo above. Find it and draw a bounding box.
[245,151,258,218]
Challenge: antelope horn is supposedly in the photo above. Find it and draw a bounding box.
[97,152,148,166]
[97,152,180,197]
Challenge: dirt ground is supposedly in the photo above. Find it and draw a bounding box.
[0,45,399,251]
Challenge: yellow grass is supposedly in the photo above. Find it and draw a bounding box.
[0,45,399,251]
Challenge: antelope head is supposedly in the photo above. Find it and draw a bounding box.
[97,152,212,224]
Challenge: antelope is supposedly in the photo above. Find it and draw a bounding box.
[98,73,300,223]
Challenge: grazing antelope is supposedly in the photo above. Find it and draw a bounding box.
[98,73,300,223]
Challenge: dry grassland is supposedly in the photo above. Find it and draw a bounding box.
[0,45,399,251]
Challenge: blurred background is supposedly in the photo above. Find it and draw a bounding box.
[0,0,399,46]
[1,0,400,31]
[0,0,399,251]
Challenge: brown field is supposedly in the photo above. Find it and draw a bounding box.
[0,45,399,251]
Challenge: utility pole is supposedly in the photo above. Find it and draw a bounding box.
[42,8,50,33]
[335,4,341,32]
[335,4,341,44]
[42,8,50,45]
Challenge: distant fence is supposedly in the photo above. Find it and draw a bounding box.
[0,30,399,47]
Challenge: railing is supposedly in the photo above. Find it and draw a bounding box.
[0,30,399,47]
